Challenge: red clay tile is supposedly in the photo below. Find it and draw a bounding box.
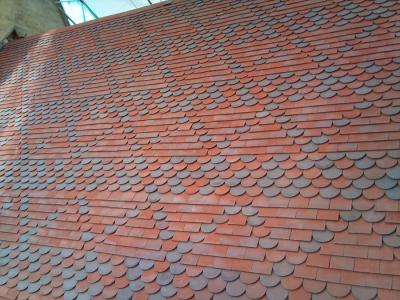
[0,0,399,298]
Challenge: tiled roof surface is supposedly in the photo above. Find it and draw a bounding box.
[0,0,400,299]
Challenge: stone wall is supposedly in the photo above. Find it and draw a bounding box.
[0,0,66,39]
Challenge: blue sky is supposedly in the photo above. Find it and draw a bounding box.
[61,0,163,24]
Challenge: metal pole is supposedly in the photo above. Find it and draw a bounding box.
[81,2,86,22]
[79,0,98,19]
[53,0,75,25]
[66,14,76,25]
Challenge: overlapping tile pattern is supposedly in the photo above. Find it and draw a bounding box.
[0,0,400,298]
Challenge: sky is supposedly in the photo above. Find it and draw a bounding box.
[61,0,164,25]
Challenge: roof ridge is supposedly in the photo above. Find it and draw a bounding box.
[5,0,175,44]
